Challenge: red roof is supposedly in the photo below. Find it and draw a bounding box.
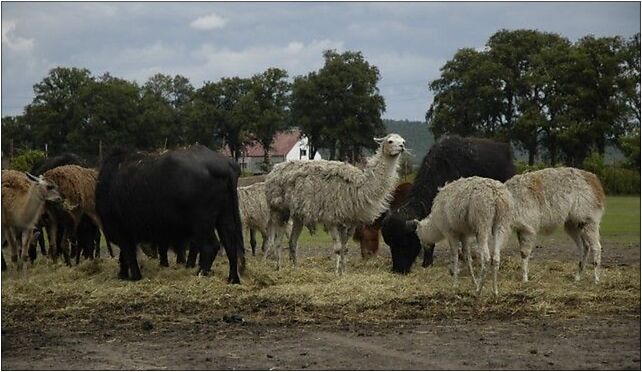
[222,129,302,158]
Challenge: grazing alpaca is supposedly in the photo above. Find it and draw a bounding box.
[505,167,605,283]
[264,133,405,274]
[1,170,62,270]
[407,176,514,296]
[42,165,104,265]
[353,182,413,258]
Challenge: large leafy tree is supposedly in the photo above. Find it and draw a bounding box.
[292,50,386,162]
[237,68,291,171]
[191,77,252,158]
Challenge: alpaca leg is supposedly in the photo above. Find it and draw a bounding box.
[288,219,304,267]
[580,222,602,284]
[5,229,19,269]
[491,227,510,297]
[517,229,536,282]
[260,232,268,255]
[446,236,460,289]
[338,226,355,275]
[329,226,343,275]
[19,230,34,270]
[462,238,478,290]
[564,221,587,281]
[475,232,491,295]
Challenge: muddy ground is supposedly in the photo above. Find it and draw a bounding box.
[2,238,640,370]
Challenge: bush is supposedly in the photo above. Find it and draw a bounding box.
[583,152,640,195]
[9,150,46,172]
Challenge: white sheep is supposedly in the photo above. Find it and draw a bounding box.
[505,167,605,283]
[264,133,406,274]
[408,176,514,296]
[1,170,62,270]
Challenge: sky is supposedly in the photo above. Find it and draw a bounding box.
[2,2,640,121]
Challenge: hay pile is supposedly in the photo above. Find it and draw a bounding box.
[2,252,639,331]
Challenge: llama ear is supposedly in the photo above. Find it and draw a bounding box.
[25,172,40,183]
[404,219,419,233]
[373,137,386,144]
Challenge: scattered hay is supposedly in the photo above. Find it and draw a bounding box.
[1,253,639,331]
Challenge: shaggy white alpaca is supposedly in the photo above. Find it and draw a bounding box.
[409,176,514,296]
[264,133,406,274]
[505,167,605,283]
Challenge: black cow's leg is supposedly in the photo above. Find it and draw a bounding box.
[158,243,169,267]
[175,244,186,265]
[422,244,435,268]
[126,243,142,281]
[186,244,198,268]
[217,226,240,284]
[118,249,129,280]
[249,229,257,256]
[1,252,6,271]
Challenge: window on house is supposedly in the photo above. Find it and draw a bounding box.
[300,149,307,158]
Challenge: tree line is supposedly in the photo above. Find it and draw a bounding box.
[2,50,386,167]
[427,29,640,168]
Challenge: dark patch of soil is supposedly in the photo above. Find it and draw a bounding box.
[2,315,639,370]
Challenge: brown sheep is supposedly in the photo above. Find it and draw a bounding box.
[42,165,105,264]
[1,170,62,270]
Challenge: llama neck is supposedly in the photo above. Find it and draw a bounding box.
[417,217,443,245]
[16,184,46,229]
[357,150,401,216]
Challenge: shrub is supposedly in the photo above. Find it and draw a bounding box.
[9,150,46,172]
[583,152,640,195]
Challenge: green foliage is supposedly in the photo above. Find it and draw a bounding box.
[292,50,386,161]
[618,130,640,170]
[427,29,640,167]
[9,150,46,172]
[582,152,640,195]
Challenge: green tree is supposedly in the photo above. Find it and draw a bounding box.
[1,115,34,155]
[24,67,94,154]
[292,50,386,162]
[237,68,291,171]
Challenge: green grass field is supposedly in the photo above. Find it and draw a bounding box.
[291,195,641,248]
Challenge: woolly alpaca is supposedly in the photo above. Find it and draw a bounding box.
[1,170,62,270]
[42,165,103,264]
[264,133,406,274]
[239,182,315,256]
[409,176,514,296]
[505,167,605,283]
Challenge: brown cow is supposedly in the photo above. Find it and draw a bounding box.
[353,182,413,258]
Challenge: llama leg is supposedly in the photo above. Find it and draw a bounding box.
[49,222,59,263]
[581,222,602,284]
[338,226,355,275]
[564,221,587,281]
[260,232,268,255]
[462,238,478,290]
[288,219,304,267]
[446,236,460,289]
[517,229,536,282]
[329,226,343,275]
[476,232,491,295]
[5,229,19,269]
[491,226,510,297]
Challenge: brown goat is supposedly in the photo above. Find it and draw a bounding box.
[1,170,62,270]
[353,182,413,258]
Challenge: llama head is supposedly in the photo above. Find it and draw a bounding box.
[25,172,63,203]
[375,133,406,157]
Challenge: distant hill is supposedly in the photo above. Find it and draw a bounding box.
[384,119,434,167]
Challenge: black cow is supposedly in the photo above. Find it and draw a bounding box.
[96,145,245,283]
[381,136,516,274]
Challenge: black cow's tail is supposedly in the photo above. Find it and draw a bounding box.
[229,172,246,275]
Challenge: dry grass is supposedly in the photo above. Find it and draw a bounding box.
[2,249,639,331]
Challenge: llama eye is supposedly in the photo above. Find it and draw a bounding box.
[388,140,393,144]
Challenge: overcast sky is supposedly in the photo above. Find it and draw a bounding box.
[2,2,640,121]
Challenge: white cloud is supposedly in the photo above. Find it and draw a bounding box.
[190,12,227,30]
[2,20,34,52]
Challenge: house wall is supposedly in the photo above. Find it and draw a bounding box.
[286,138,322,161]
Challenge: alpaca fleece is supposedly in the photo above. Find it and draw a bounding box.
[505,167,605,283]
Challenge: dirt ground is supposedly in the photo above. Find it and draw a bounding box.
[2,238,640,370]
[2,315,639,370]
